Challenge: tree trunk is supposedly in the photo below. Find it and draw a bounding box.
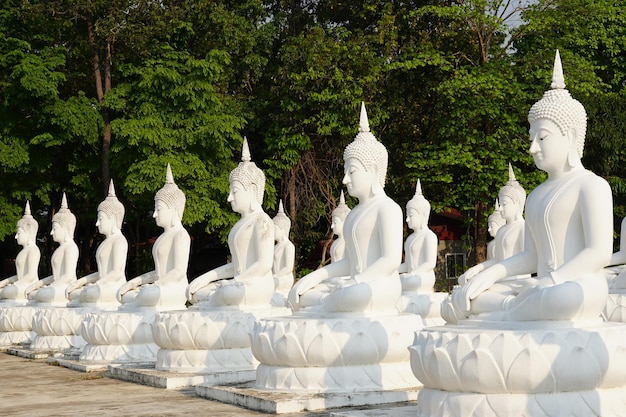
[473,199,488,264]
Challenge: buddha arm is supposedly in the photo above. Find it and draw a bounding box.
[275,242,295,276]
[550,180,613,284]
[159,230,190,284]
[20,247,40,283]
[356,202,403,283]
[413,232,438,274]
[237,215,274,282]
[100,238,128,283]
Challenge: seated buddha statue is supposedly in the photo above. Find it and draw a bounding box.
[272,200,295,297]
[486,199,505,260]
[116,165,190,310]
[457,164,527,286]
[186,138,275,308]
[398,180,438,293]
[287,102,403,314]
[65,180,128,307]
[0,201,40,303]
[443,51,612,323]
[25,194,78,305]
[330,191,350,263]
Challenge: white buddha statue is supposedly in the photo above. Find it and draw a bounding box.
[486,199,505,260]
[330,190,350,263]
[287,102,403,314]
[116,164,190,310]
[443,51,612,323]
[454,164,526,294]
[272,199,295,298]
[65,180,128,307]
[186,138,275,308]
[398,180,438,293]
[0,202,40,304]
[25,194,78,305]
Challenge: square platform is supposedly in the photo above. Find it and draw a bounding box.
[196,382,420,414]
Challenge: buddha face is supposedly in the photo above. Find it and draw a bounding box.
[343,158,374,200]
[529,118,572,174]
[153,199,175,228]
[488,221,501,238]
[406,208,425,231]
[51,221,66,243]
[499,195,518,222]
[15,226,28,246]
[96,211,114,236]
[227,180,253,215]
[274,224,284,242]
[331,215,344,236]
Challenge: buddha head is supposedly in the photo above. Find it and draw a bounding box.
[228,137,265,214]
[273,199,291,241]
[97,180,125,233]
[331,190,350,236]
[51,193,76,243]
[528,50,587,172]
[343,102,388,199]
[487,199,505,238]
[498,164,526,222]
[406,179,431,230]
[16,201,38,246]
[154,164,186,227]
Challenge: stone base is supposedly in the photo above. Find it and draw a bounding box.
[329,405,419,417]
[409,320,626,417]
[52,357,115,373]
[196,382,420,414]
[153,306,291,373]
[109,363,256,389]
[30,306,91,353]
[79,310,159,364]
[252,312,423,392]
[0,305,37,347]
[7,346,65,359]
[414,387,626,417]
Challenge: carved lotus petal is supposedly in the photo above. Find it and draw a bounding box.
[276,332,307,366]
[557,345,602,391]
[459,347,506,393]
[488,332,524,373]
[507,346,555,393]
[431,346,463,391]
[221,317,253,348]
[305,331,344,366]
[251,331,279,365]
[486,393,526,416]
[0,306,35,331]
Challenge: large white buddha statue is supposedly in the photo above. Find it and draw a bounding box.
[0,202,40,304]
[410,51,626,417]
[330,190,350,262]
[65,180,128,308]
[251,103,421,395]
[399,180,438,293]
[31,182,129,353]
[287,104,403,314]
[186,138,275,308]
[486,199,505,260]
[151,141,289,377]
[272,199,295,300]
[117,164,190,310]
[25,194,78,305]
[79,165,190,364]
[443,52,610,323]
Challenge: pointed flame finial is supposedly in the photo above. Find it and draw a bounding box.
[108,179,116,197]
[339,190,346,205]
[61,192,68,209]
[241,137,251,162]
[278,199,285,214]
[508,162,516,182]
[24,200,31,216]
[494,198,501,211]
[165,164,174,184]
[551,50,566,90]
[359,102,370,133]
[415,179,423,196]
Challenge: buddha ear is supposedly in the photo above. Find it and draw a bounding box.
[370,165,383,196]
[249,185,261,211]
[566,127,580,168]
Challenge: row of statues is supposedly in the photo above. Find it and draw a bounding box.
[1,50,625,416]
